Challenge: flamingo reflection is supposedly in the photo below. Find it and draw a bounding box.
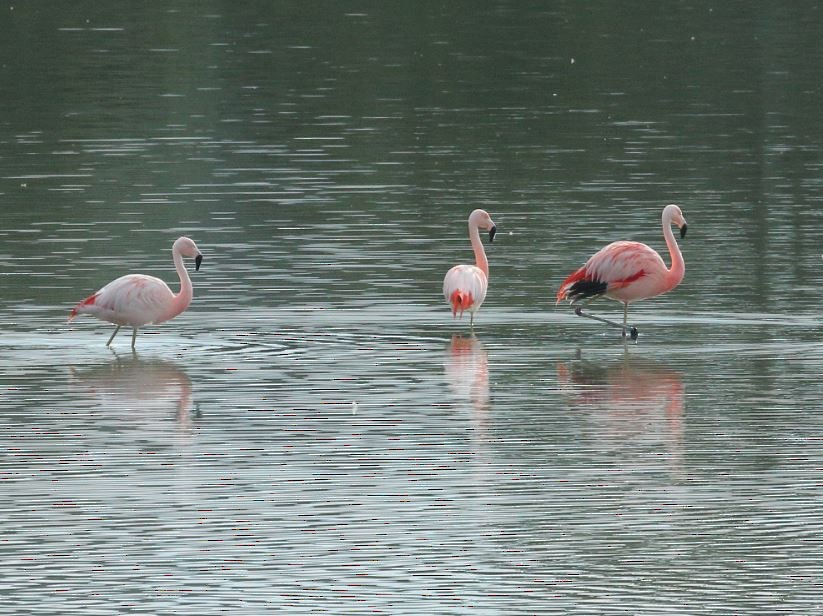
[445,335,490,437]
[69,355,195,427]
[557,355,684,475]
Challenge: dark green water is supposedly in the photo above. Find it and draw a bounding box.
[1,2,821,614]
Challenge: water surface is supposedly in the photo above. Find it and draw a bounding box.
[1,2,822,614]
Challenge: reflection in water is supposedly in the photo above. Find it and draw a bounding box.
[444,335,489,437]
[557,353,684,475]
[69,354,195,427]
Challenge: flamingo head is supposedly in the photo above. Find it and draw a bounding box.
[663,204,687,239]
[470,209,497,243]
[174,236,204,271]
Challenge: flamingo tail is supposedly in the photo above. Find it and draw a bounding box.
[449,290,474,317]
[557,268,607,304]
[69,293,97,321]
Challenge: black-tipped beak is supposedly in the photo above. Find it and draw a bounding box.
[680,224,687,239]
[195,254,203,271]
[488,225,497,243]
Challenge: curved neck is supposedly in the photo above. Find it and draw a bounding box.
[169,249,193,318]
[663,216,684,287]
[469,221,489,277]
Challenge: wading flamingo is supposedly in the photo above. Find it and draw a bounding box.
[69,236,203,349]
[556,204,687,339]
[443,209,496,328]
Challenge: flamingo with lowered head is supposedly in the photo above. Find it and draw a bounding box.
[443,209,497,328]
[556,204,687,339]
[69,236,203,349]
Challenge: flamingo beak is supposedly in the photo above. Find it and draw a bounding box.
[680,224,688,239]
[488,225,497,243]
[195,254,203,271]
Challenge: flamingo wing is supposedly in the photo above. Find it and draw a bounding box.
[72,274,175,326]
[443,265,488,317]
[557,241,666,303]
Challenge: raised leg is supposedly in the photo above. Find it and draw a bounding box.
[131,328,138,350]
[574,306,638,340]
[106,325,121,347]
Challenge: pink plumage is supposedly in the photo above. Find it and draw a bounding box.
[556,204,687,338]
[443,209,496,327]
[70,236,203,349]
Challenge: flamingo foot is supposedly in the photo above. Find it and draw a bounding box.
[621,326,639,341]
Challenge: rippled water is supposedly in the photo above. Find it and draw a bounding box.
[2,2,822,614]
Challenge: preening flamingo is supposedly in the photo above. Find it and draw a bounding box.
[69,236,203,349]
[556,204,687,339]
[443,209,496,327]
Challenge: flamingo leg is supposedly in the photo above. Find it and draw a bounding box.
[470,312,475,329]
[621,303,640,340]
[574,306,638,341]
[622,303,638,341]
[131,328,138,350]
[106,325,121,347]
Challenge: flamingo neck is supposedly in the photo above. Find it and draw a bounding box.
[469,220,489,278]
[168,249,194,319]
[663,214,684,289]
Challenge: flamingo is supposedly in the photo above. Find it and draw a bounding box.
[443,209,497,327]
[69,236,203,349]
[556,204,687,339]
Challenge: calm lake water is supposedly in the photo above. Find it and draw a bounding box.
[1,2,822,614]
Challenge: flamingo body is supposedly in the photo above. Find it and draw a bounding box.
[72,274,180,326]
[444,265,486,317]
[70,236,203,348]
[557,240,677,304]
[443,209,496,326]
[557,204,687,336]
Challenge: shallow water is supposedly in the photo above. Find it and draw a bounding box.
[2,2,822,614]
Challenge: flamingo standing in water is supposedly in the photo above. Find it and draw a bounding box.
[69,236,203,349]
[443,209,497,327]
[556,204,687,339]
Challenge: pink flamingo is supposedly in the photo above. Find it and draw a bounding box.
[556,204,687,339]
[69,236,203,349]
[443,209,497,327]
